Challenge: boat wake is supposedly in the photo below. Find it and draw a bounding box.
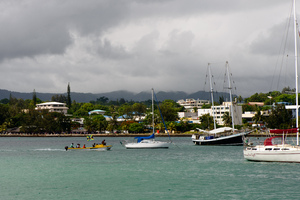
[33,148,65,151]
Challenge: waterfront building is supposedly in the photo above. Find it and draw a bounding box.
[88,109,106,115]
[35,102,68,114]
[242,111,256,123]
[178,112,199,123]
[177,99,210,112]
[197,102,242,125]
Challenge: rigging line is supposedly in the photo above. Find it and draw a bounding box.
[153,90,171,142]
[271,3,293,91]
[227,63,238,98]
[203,65,209,92]
[277,16,293,91]
[211,64,224,92]
[284,55,290,88]
[223,63,230,102]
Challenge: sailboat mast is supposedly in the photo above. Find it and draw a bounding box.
[152,88,155,134]
[294,0,299,145]
[226,61,235,132]
[208,63,216,130]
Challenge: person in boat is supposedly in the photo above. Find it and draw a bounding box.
[102,140,106,145]
[92,143,95,147]
[70,143,74,148]
[76,144,80,148]
[83,144,86,148]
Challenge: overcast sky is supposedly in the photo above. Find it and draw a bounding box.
[1,0,299,98]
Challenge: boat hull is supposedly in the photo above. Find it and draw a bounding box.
[244,146,300,163]
[192,131,251,146]
[124,140,169,149]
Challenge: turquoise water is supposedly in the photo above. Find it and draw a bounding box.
[1,137,300,200]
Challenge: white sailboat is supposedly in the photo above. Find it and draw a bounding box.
[244,0,300,163]
[192,62,251,145]
[122,88,170,149]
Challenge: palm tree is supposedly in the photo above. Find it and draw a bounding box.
[222,112,231,127]
[237,95,243,103]
[253,109,263,126]
[167,122,176,133]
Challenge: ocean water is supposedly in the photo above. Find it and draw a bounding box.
[1,136,300,200]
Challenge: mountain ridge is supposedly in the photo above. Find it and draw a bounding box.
[0,89,232,103]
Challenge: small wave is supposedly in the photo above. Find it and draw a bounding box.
[92,149,108,151]
[33,148,65,151]
[0,149,17,152]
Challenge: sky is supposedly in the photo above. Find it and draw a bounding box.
[0,0,299,98]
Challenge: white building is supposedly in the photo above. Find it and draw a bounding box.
[286,105,299,118]
[197,102,242,125]
[35,102,68,115]
[88,109,106,115]
[177,99,210,112]
[71,118,84,126]
[178,112,199,123]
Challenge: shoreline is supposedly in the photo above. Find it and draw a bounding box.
[0,133,192,137]
[0,132,298,137]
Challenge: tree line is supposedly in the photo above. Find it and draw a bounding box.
[0,93,200,134]
[0,87,297,134]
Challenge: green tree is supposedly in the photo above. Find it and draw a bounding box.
[202,103,211,109]
[0,104,9,125]
[219,96,224,104]
[121,120,135,133]
[84,117,93,133]
[67,83,71,109]
[282,86,295,94]
[274,94,294,104]
[244,93,268,103]
[222,112,231,127]
[253,108,264,125]
[0,98,9,104]
[95,96,109,104]
[118,103,133,120]
[266,104,293,129]
[128,123,144,133]
[92,115,107,133]
[51,94,67,103]
[107,114,118,133]
[193,107,198,113]
[167,122,176,133]
[132,103,146,120]
[33,89,37,106]
[199,114,215,130]
[73,103,95,117]
[157,100,179,121]
[237,95,243,103]
[242,104,256,112]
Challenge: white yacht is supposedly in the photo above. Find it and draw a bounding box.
[122,89,170,149]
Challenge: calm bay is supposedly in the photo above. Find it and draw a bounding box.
[1,137,300,200]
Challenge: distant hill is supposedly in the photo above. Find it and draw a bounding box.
[0,89,232,103]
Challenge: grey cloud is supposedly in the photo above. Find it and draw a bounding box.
[0,0,296,97]
[249,20,295,56]
[0,0,130,61]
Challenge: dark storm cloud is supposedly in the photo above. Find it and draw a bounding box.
[0,0,297,97]
[0,0,129,61]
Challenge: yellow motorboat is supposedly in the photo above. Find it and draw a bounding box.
[65,144,112,151]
